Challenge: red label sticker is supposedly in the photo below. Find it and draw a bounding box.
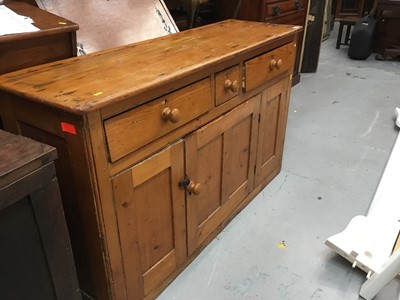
[61,122,77,135]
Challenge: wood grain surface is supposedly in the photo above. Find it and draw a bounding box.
[0,20,300,114]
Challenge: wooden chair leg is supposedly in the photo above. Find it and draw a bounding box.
[345,24,352,45]
[336,22,344,49]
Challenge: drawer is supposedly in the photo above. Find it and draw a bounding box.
[245,42,295,92]
[215,65,240,106]
[104,78,212,162]
[265,9,305,24]
[264,0,304,19]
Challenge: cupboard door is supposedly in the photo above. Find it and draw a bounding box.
[112,142,186,299]
[185,98,259,255]
[255,78,290,186]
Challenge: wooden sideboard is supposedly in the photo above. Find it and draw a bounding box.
[236,0,309,85]
[0,130,80,299]
[0,20,299,300]
[0,0,78,75]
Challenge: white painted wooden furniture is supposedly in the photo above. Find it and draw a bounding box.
[359,249,400,300]
[326,107,400,299]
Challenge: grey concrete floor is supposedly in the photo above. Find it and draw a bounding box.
[157,25,400,300]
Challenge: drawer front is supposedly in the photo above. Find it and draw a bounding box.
[105,78,212,162]
[245,42,295,92]
[215,65,241,106]
[266,10,305,24]
[264,0,303,19]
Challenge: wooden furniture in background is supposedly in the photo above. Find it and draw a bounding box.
[0,130,80,300]
[322,0,333,40]
[236,0,308,85]
[0,0,78,75]
[183,0,208,28]
[164,0,212,30]
[335,16,360,48]
[36,0,178,53]
[301,0,326,72]
[374,0,400,58]
[335,0,366,17]
[215,0,243,20]
[12,0,38,6]
[0,20,299,300]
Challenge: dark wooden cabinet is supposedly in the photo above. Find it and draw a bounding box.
[374,0,400,58]
[0,130,80,300]
[0,20,298,300]
[237,0,309,85]
[335,0,366,17]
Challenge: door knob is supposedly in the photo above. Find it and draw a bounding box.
[162,107,181,123]
[188,181,201,195]
[178,177,201,195]
[224,79,239,93]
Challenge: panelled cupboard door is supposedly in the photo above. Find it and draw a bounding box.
[255,78,290,186]
[112,142,186,299]
[185,98,259,255]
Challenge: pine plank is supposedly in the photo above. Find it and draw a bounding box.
[0,20,300,113]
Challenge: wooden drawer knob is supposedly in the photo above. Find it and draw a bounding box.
[188,181,201,195]
[276,59,283,70]
[270,58,283,70]
[224,79,239,93]
[162,107,181,123]
[270,59,277,70]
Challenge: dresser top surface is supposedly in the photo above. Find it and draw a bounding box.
[0,20,300,114]
[0,130,57,189]
[1,0,79,42]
